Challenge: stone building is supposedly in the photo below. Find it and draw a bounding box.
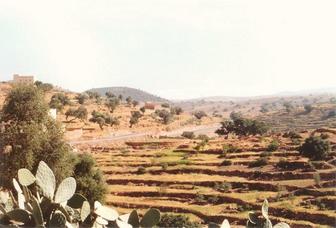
[12,74,34,84]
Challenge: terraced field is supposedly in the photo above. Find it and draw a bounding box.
[257,105,336,132]
[79,133,336,227]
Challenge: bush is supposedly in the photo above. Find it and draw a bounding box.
[249,157,268,167]
[267,140,279,152]
[161,162,168,171]
[197,134,210,141]
[170,106,183,115]
[76,93,89,105]
[158,214,201,228]
[161,103,170,108]
[73,153,107,204]
[304,104,313,113]
[276,158,291,169]
[214,182,232,192]
[193,111,207,120]
[299,136,330,160]
[221,160,232,166]
[260,151,271,157]
[182,131,195,139]
[283,131,302,139]
[222,144,240,153]
[137,166,147,174]
[155,109,174,124]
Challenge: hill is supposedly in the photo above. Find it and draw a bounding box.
[87,87,169,103]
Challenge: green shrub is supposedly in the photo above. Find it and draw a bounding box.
[320,133,329,139]
[222,144,240,153]
[283,131,302,139]
[181,131,195,139]
[158,214,201,228]
[276,158,291,169]
[137,166,147,174]
[221,160,232,166]
[267,140,279,152]
[195,192,206,203]
[161,163,168,171]
[73,153,107,204]
[208,196,219,204]
[299,136,330,160]
[214,182,232,192]
[260,151,271,157]
[193,111,207,120]
[249,157,268,167]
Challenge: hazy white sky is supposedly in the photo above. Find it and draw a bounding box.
[0,0,335,99]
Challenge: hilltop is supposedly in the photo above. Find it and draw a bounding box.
[87,87,169,103]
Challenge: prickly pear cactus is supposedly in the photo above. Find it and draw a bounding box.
[35,161,56,200]
[7,208,30,224]
[220,219,230,228]
[49,211,66,227]
[140,208,160,227]
[80,201,90,222]
[67,193,87,209]
[54,177,76,204]
[18,168,35,186]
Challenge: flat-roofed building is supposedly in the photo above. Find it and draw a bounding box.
[12,74,34,84]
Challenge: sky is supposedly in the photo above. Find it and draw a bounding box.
[0,0,335,100]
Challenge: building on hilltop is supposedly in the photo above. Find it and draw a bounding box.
[12,74,34,84]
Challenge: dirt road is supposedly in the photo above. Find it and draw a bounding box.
[69,123,221,145]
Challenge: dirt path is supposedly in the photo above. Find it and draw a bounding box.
[69,123,221,145]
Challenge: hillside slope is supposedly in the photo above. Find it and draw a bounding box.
[87,87,169,103]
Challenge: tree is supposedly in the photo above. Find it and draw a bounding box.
[170,106,183,115]
[126,96,132,105]
[34,80,53,92]
[105,97,120,113]
[89,111,119,129]
[86,91,101,104]
[0,85,75,188]
[105,91,115,98]
[216,115,269,136]
[304,104,313,113]
[73,153,107,204]
[132,100,139,107]
[118,94,123,101]
[155,109,174,124]
[129,111,142,127]
[49,93,71,111]
[161,103,170,108]
[140,106,146,113]
[299,136,330,160]
[283,102,294,113]
[65,106,88,122]
[193,111,207,120]
[76,93,89,105]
